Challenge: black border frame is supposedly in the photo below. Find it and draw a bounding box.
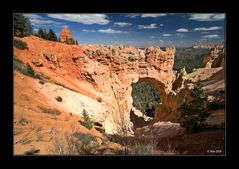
[1,0,237,165]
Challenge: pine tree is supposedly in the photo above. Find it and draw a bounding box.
[25,16,33,36]
[37,28,48,40]
[14,13,33,37]
[68,38,74,45]
[75,40,78,45]
[80,109,94,129]
[179,81,210,132]
[48,29,57,41]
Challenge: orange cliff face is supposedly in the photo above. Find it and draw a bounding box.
[203,47,225,69]
[59,27,74,44]
[14,36,191,134]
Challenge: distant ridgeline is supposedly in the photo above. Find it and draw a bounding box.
[173,47,211,73]
[193,43,224,49]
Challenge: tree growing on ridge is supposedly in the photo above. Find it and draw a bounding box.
[37,28,48,40]
[179,81,210,132]
[14,13,33,37]
[48,29,57,41]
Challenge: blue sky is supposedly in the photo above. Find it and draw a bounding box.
[23,13,225,48]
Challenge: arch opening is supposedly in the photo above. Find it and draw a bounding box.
[130,78,162,129]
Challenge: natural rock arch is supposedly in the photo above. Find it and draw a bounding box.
[78,45,192,134]
[18,36,192,134]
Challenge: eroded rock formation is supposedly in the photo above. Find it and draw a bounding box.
[15,36,193,134]
[172,67,187,91]
[77,44,180,133]
[203,47,225,68]
[59,27,74,44]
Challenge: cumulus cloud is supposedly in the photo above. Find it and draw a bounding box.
[194,26,222,31]
[127,14,140,18]
[176,28,189,32]
[189,14,225,21]
[138,23,157,29]
[162,34,172,37]
[82,28,128,34]
[201,34,220,38]
[141,14,167,18]
[114,22,132,27]
[24,14,63,27]
[98,28,128,34]
[24,14,42,19]
[82,29,97,33]
[48,14,110,25]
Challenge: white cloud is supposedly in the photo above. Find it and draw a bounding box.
[189,14,225,21]
[83,28,128,34]
[162,34,172,37]
[150,36,155,39]
[138,23,157,29]
[194,26,222,31]
[176,33,185,37]
[82,29,97,32]
[48,14,110,25]
[114,22,132,27]
[24,14,64,27]
[24,14,42,19]
[160,24,163,26]
[202,34,220,38]
[30,19,55,25]
[127,14,140,18]
[201,32,209,34]
[141,14,167,18]
[159,40,164,43]
[176,28,189,32]
[98,28,128,34]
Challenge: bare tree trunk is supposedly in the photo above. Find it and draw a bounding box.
[111,85,128,155]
